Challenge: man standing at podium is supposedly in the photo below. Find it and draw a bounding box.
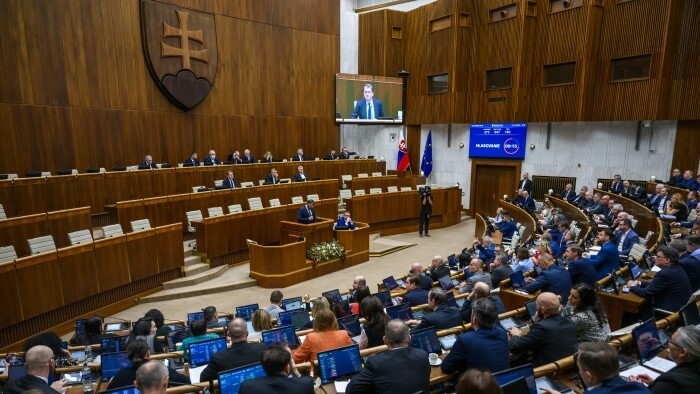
[297,199,317,224]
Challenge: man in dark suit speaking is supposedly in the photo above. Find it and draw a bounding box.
[351,83,385,119]
[297,199,317,224]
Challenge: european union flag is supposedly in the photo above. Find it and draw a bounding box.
[420,131,433,177]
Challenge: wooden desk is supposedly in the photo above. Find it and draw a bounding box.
[593,188,663,250]
[499,287,537,311]
[597,289,646,330]
[547,195,591,241]
[345,175,424,193]
[280,219,335,250]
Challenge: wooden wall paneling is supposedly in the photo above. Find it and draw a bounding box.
[36,0,70,106]
[105,171,134,205]
[195,215,228,259]
[56,243,99,304]
[12,177,48,217]
[407,125,422,172]
[46,175,80,212]
[653,0,685,119]
[675,0,700,120]
[671,120,700,175]
[15,251,64,319]
[0,262,23,329]
[93,235,131,291]
[358,10,386,76]
[130,169,155,199]
[76,173,107,215]
[126,229,159,281]
[10,106,55,176]
[0,0,20,103]
[114,200,146,232]
[47,207,92,249]
[0,179,17,218]
[209,189,232,215]
[151,168,178,196]
[175,167,197,194]
[187,190,212,217]
[155,223,185,273]
[143,196,170,227]
[167,193,191,232]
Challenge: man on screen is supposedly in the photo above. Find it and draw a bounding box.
[351,83,385,120]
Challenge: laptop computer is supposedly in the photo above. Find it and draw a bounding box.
[103,386,140,394]
[629,262,643,280]
[290,311,311,330]
[322,289,342,304]
[166,328,193,352]
[331,300,352,318]
[104,322,130,332]
[235,304,260,321]
[447,254,458,269]
[445,291,465,308]
[680,303,700,327]
[534,376,573,394]
[501,377,529,394]
[218,363,266,394]
[509,271,526,290]
[187,312,205,325]
[317,344,362,385]
[493,364,537,394]
[438,334,457,350]
[277,309,308,327]
[281,297,303,310]
[438,275,458,291]
[382,275,405,291]
[631,319,676,373]
[409,327,442,355]
[337,314,363,343]
[75,319,87,337]
[386,303,415,321]
[100,335,128,354]
[188,337,228,368]
[101,352,131,381]
[261,325,299,349]
[373,290,397,307]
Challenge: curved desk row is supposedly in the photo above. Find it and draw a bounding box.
[499,199,537,244]
[593,188,663,250]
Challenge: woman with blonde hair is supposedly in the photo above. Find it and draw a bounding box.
[666,193,689,222]
[248,309,273,342]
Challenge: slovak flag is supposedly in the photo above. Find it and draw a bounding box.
[397,130,410,171]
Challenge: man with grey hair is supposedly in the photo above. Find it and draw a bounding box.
[350,83,384,120]
[135,361,169,394]
[458,258,493,294]
[4,345,68,394]
[442,298,510,374]
[346,320,430,394]
[489,253,514,288]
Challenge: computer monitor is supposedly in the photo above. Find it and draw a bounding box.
[101,352,132,381]
[261,325,299,349]
[281,297,303,310]
[331,300,352,318]
[337,314,362,337]
[188,337,227,368]
[218,363,266,394]
[680,303,700,327]
[277,309,308,327]
[385,303,414,321]
[373,290,393,307]
[317,344,362,385]
[510,271,526,289]
[100,335,129,354]
[322,289,342,304]
[103,386,140,394]
[493,364,537,394]
[187,312,205,325]
[409,327,442,355]
[235,304,260,321]
[632,319,663,362]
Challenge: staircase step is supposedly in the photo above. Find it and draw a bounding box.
[183,262,210,277]
[184,255,202,267]
[162,265,229,290]
[143,265,257,302]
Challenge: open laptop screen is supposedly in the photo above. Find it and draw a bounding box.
[75,319,87,337]
[278,309,308,327]
[438,276,455,291]
[290,311,311,330]
[382,276,400,291]
[187,312,204,325]
[322,289,342,304]
[373,290,393,307]
[410,327,442,355]
[235,304,260,321]
[331,300,352,318]
[188,337,227,368]
[261,325,299,349]
[632,319,663,362]
[386,303,414,321]
[525,299,538,322]
[281,297,303,310]
[101,352,131,381]
[101,336,129,354]
[493,364,537,394]
[218,363,266,394]
[337,314,362,337]
[681,303,700,327]
[317,345,362,385]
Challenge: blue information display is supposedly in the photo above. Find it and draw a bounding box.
[469,123,528,159]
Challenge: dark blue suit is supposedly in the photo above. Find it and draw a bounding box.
[520,196,536,212]
[560,189,575,201]
[336,217,356,230]
[586,376,650,393]
[297,205,317,224]
[497,220,518,239]
[590,241,620,280]
[291,154,307,161]
[615,229,639,256]
[441,326,510,374]
[679,254,700,292]
[524,264,572,304]
[351,98,385,119]
[568,257,597,287]
[203,156,221,165]
[414,304,462,331]
[475,243,495,262]
[609,181,624,194]
[509,315,578,367]
[403,288,429,307]
[222,178,239,189]
[630,264,692,312]
[459,295,506,322]
[241,155,255,164]
[183,157,200,166]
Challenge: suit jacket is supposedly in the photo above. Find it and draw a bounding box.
[520,196,536,212]
[291,154,307,161]
[648,362,700,394]
[509,314,578,367]
[346,346,431,394]
[609,181,624,194]
[183,157,200,166]
[460,271,493,294]
[442,327,510,374]
[631,186,648,201]
[429,264,451,282]
[203,156,221,165]
[459,295,506,322]
[524,264,572,303]
[497,220,518,239]
[293,173,308,182]
[339,152,351,160]
[4,374,55,394]
[414,304,462,331]
[590,241,620,280]
[351,98,385,119]
[630,264,692,312]
[292,330,352,364]
[416,273,434,291]
[588,203,606,215]
[519,178,533,192]
[227,154,242,163]
[587,376,650,394]
[241,155,255,164]
[222,178,239,189]
[615,229,640,256]
[560,189,575,201]
[668,175,683,187]
[108,364,190,390]
[297,205,317,224]
[240,375,315,394]
[568,257,598,287]
[200,342,268,382]
[139,161,157,169]
[264,174,280,184]
[324,153,337,160]
[403,288,429,306]
[336,217,356,230]
[679,254,700,292]
[491,265,514,288]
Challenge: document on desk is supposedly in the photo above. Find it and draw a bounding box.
[334,380,350,393]
[619,364,660,381]
[188,365,206,383]
[643,356,676,373]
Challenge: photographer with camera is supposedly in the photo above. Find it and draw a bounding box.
[419,187,433,237]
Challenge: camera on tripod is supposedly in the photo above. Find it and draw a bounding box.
[419,186,432,197]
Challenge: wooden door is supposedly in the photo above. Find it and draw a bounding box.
[470,160,520,216]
